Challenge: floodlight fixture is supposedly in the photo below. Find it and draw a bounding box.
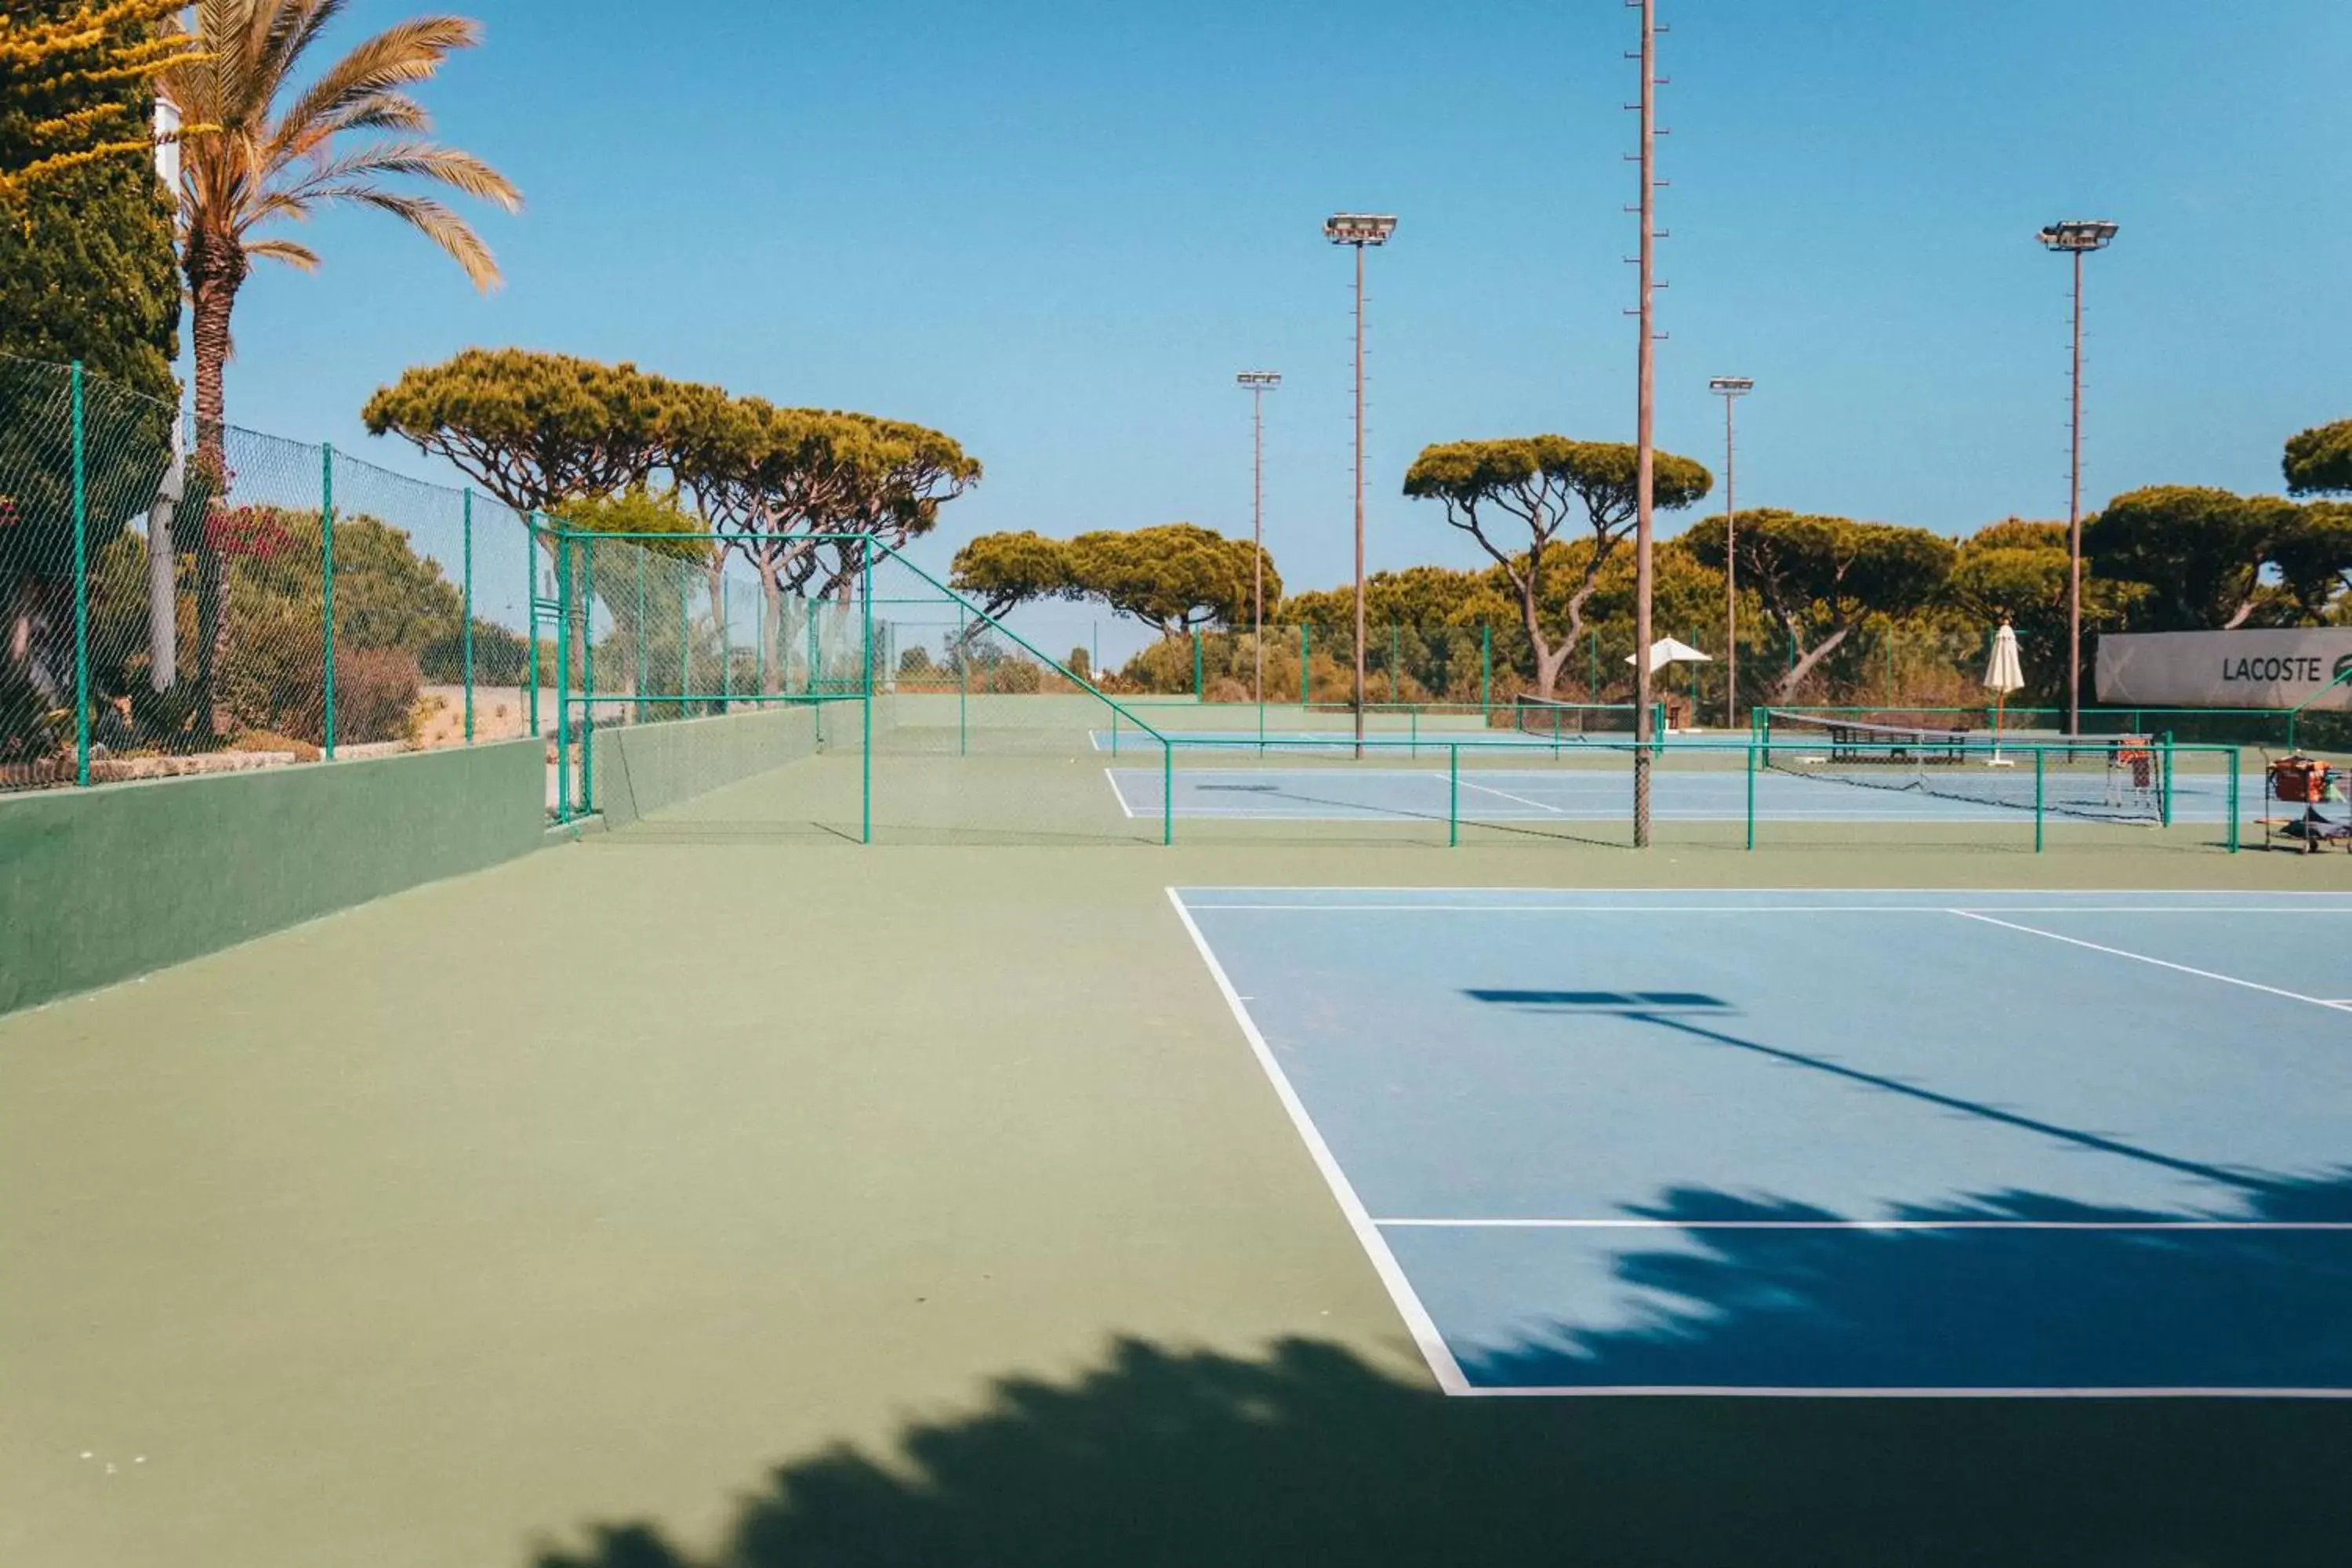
[1324,213,1397,246]
[2038,220,2119,252]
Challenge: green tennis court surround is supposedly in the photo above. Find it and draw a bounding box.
[0,738,545,1015]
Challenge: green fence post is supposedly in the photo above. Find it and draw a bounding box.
[1744,739,1757,851]
[1162,739,1174,847]
[1480,625,1492,719]
[70,362,89,786]
[580,538,595,813]
[1192,630,1203,699]
[635,551,648,724]
[554,530,572,818]
[527,513,542,740]
[2160,735,2174,829]
[321,443,336,760]
[956,604,968,756]
[1448,744,1459,848]
[2228,749,2241,853]
[718,575,731,712]
[2034,746,2045,853]
[861,542,873,844]
[755,582,766,699]
[462,490,475,743]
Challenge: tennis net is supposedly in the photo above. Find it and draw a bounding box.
[1760,712,2174,824]
[1511,696,1665,740]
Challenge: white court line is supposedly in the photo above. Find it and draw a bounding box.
[1374,1218,2352,1231]
[1440,772,1565,815]
[1101,768,1136,819]
[1949,909,2352,1014]
[1164,888,1471,1397]
[1182,903,2352,915]
[1461,1384,2352,1399]
[1176,885,2352,896]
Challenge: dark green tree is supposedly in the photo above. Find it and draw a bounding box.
[1402,437,1711,699]
[949,531,1078,621]
[2285,420,2352,499]
[363,349,688,517]
[0,0,182,759]
[1938,519,2140,706]
[1686,511,1955,703]
[2081,485,2300,631]
[1067,524,1272,640]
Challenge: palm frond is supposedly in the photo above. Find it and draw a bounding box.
[275,15,481,147]
[321,91,430,136]
[243,236,321,270]
[322,187,501,289]
[279,139,519,209]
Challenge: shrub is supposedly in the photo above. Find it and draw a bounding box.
[335,646,424,744]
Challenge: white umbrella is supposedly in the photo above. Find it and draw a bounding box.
[1624,637,1715,673]
[1624,638,1715,731]
[1982,621,2025,763]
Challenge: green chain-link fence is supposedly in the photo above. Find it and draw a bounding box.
[1,353,554,793]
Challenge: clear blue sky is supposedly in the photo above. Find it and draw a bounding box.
[214,0,2352,659]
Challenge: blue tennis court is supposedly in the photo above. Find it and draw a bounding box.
[1091,728,1602,753]
[1116,764,2240,824]
[1172,887,2352,1395]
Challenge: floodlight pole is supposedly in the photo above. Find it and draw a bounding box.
[1237,372,1281,710]
[1631,0,1661,846]
[1327,214,1396,758]
[2039,219,2118,738]
[1710,377,1752,730]
[1354,242,1368,758]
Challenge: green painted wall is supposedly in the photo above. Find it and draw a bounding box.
[0,740,546,1016]
[590,705,821,830]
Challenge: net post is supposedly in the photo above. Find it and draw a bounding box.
[321,443,336,760]
[2227,748,2240,852]
[462,489,475,744]
[1740,738,1759,851]
[1448,743,1459,848]
[1480,625,1492,718]
[2034,746,2045,853]
[70,362,89,786]
[1161,738,1174,847]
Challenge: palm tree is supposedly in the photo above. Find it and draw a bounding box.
[158,0,521,732]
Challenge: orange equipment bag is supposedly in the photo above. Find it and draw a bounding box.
[2272,757,2332,805]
